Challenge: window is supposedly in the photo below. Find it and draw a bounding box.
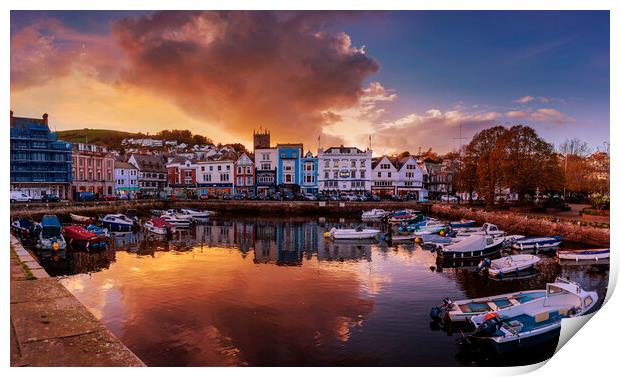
[360,171,366,179]
[201,166,205,172]
[285,174,293,183]
[203,174,211,182]
[209,166,213,171]
[324,171,329,179]
[378,172,382,178]
[237,167,243,174]
[387,172,392,178]
[218,166,222,171]
[351,170,356,178]
[351,160,356,168]
[221,173,229,181]
[325,160,330,168]
[226,165,230,170]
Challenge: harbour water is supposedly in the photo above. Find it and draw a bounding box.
[41,216,609,367]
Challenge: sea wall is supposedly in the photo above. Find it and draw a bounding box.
[430,204,610,247]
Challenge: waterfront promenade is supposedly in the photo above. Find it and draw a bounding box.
[10,235,144,367]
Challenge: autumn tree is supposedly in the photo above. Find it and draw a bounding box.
[462,126,507,206]
[494,125,564,200]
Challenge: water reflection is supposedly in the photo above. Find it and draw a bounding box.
[54,217,608,367]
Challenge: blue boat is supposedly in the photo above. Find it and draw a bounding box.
[85,224,109,238]
[36,215,67,253]
[449,220,476,228]
[511,236,562,251]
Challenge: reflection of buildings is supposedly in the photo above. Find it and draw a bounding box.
[319,241,372,262]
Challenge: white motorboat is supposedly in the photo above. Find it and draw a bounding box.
[329,226,381,240]
[511,236,562,251]
[437,234,505,260]
[69,213,94,224]
[163,209,193,221]
[361,208,390,221]
[160,214,191,228]
[466,278,598,354]
[479,254,541,277]
[455,223,505,237]
[557,248,610,261]
[430,289,546,323]
[179,208,213,221]
[101,214,138,232]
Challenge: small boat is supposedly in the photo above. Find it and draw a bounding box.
[144,217,175,235]
[511,236,562,251]
[437,234,505,260]
[557,248,610,261]
[179,208,212,221]
[160,214,191,228]
[63,226,109,251]
[85,224,109,238]
[329,226,381,240]
[430,289,546,323]
[465,278,598,354]
[387,210,424,224]
[455,223,505,237]
[101,214,139,232]
[36,215,67,251]
[449,219,476,228]
[163,209,193,221]
[384,233,416,243]
[11,218,41,239]
[477,254,541,277]
[69,213,95,224]
[361,208,391,221]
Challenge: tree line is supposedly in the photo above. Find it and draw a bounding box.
[453,125,609,205]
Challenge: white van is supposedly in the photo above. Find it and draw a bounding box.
[10,191,31,202]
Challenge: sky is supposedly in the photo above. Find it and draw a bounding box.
[10,10,610,154]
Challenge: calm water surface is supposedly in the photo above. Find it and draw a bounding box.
[46,216,608,366]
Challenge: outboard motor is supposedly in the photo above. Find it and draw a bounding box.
[430,298,452,322]
[471,313,503,338]
[476,258,492,273]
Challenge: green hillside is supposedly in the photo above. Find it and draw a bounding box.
[55,129,144,149]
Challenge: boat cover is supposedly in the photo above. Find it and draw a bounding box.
[41,215,62,238]
[444,234,492,252]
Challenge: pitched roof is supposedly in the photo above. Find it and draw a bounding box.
[114,161,137,170]
[130,154,166,172]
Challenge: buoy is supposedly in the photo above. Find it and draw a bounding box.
[53,242,59,251]
[323,232,330,238]
[415,237,423,243]
[439,230,445,236]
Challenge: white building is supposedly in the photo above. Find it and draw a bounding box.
[317,146,372,194]
[396,155,425,199]
[371,156,399,196]
[195,158,235,197]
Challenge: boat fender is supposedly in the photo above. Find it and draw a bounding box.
[476,258,491,272]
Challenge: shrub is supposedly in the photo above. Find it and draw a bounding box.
[591,194,610,210]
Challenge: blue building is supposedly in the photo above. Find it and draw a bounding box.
[10,112,72,199]
[276,143,303,193]
[300,151,318,194]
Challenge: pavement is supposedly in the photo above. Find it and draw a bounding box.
[10,236,145,367]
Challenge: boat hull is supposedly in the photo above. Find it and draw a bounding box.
[437,242,504,261]
[557,249,610,261]
[102,221,133,232]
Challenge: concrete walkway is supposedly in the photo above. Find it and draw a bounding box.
[10,236,145,367]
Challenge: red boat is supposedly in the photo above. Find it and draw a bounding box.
[63,226,109,251]
[144,217,175,235]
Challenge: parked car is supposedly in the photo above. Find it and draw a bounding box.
[440,194,459,203]
[316,194,329,201]
[10,191,31,203]
[389,194,403,202]
[283,192,295,201]
[246,193,257,200]
[116,194,130,200]
[76,192,95,202]
[232,193,246,200]
[340,193,358,201]
[303,193,318,201]
[222,193,233,200]
[102,195,117,201]
[40,194,60,202]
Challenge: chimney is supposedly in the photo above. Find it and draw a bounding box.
[10,110,13,127]
[42,113,49,125]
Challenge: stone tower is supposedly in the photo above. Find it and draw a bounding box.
[253,129,271,150]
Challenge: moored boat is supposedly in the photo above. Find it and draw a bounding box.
[387,209,424,224]
[557,248,609,261]
[85,224,109,238]
[329,226,381,240]
[361,208,391,221]
[101,214,139,232]
[477,254,541,277]
[70,213,95,224]
[144,217,175,235]
[511,236,562,251]
[160,214,191,228]
[36,215,67,252]
[179,208,213,221]
[454,223,505,237]
[464,278,598,354]
[430,289,546,323]
[63,226,109,251]
[11,218,41,240]
[437,234,505,261]
[449,219,476,228]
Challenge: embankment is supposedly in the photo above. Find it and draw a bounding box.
[430,204,609,247]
